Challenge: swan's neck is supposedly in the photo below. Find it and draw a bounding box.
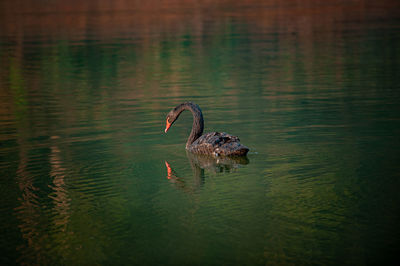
[177,102,204,148]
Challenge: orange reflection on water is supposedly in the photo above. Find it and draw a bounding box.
[14,136,72,265]
[48,136,71,230]
[165,161,176,180]
[14,136,47,264]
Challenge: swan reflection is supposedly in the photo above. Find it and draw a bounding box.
[185,151,249,172]
[165,152,249,191]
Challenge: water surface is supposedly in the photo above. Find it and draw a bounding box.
[1,1,400,264]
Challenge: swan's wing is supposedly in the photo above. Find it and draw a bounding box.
[190,132,249,156]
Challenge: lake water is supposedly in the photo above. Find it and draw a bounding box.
[1,1,399,264]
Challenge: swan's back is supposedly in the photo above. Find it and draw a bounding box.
[187,132,249,156]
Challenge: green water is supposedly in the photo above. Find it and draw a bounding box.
[1,1,400,264]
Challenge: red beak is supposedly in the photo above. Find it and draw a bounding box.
[165,120,171,133]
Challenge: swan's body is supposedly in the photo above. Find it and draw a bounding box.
[165,102,249,156]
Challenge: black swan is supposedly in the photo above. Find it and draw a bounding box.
[164,102,249,156]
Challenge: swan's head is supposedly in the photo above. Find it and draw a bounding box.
[165,102,196,133]
[165,108,179,133]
